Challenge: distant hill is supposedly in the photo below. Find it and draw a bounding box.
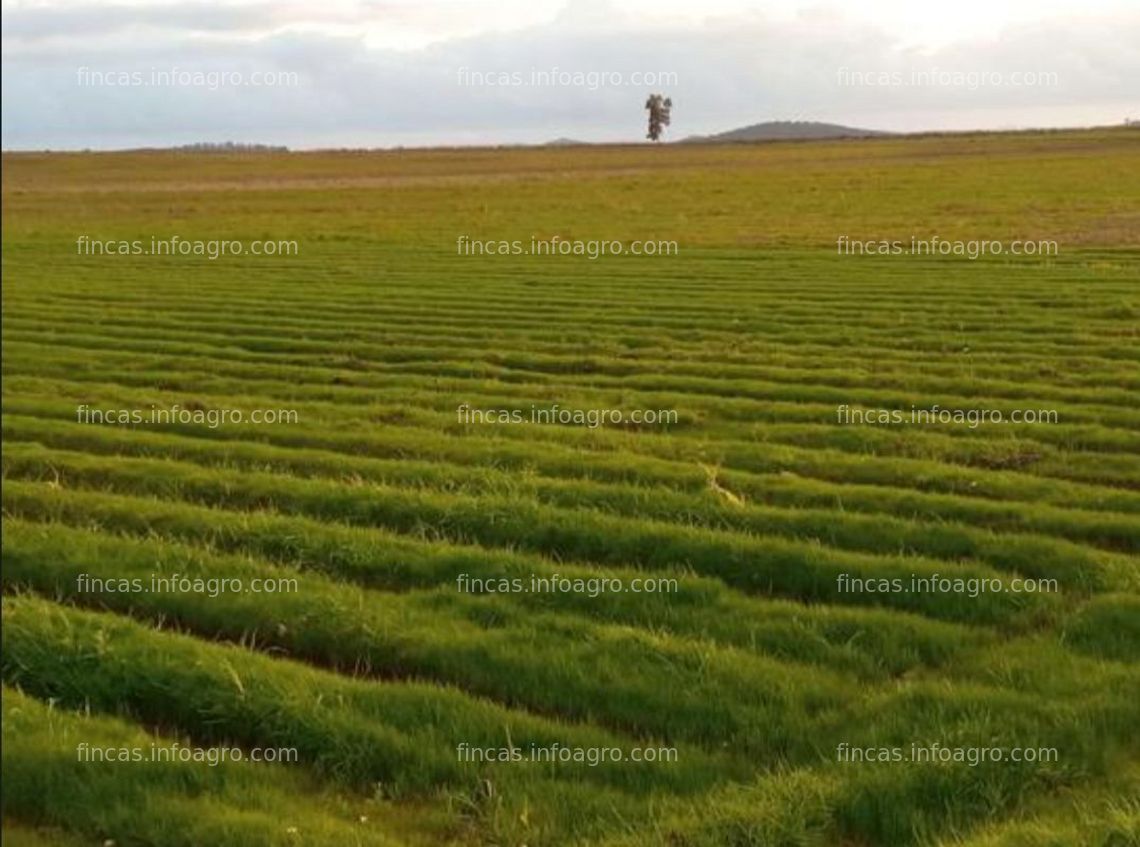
[544,137,588,146]
[682,121,890,143]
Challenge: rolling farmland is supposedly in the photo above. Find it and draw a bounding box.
[2,128,1139,845]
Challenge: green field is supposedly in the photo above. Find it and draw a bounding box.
[2,128,1139,846]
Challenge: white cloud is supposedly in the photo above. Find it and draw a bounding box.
[2,0,1137,148]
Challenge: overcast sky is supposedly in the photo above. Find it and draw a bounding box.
[3,0,1138,149]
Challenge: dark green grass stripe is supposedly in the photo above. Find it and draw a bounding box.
[0,443,1069,624]
[8,339,1139,440]
[5,384,1137,551]
[10,275,1136,357]
[0,491,986,679]
[4,413,1131,589]
[8,319,1140,412]
[1,687,407,847]
[10,297,1139,382]
[9,382,1140,469]
[0,594,745,789]
[9,359,1138,515]
[2,521,885,752]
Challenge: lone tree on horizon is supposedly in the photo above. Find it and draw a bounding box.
[645,94,672,142]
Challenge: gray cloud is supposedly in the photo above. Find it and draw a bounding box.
[3,6,1137,149]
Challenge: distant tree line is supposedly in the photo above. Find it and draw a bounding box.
[172,142,289,153]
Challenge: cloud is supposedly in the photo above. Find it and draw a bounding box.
[2,2,1137,148]
[1,2,287,41]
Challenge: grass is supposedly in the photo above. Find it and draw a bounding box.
[2,126,1138,844]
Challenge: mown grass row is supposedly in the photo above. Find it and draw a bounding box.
[7,354,1140,515]
[1,442,1071,624]
[7,258,1135,362]
[7,312,1139,411]
[1,481,986,679]
[6,304,1136,421]
[13,284,1131,348]
[6,595,1135,846]
[942,764,1140,846]
[9,334,1140,441]
[7,356,1140,485]
[2,520,862,755]
[601,635,1140,845]
[4,413,1131,590]
[2,687,419,847]
[9,379,1140,490]
[8,328,1139,457]
[9,344,1137,479]
[11,290,1139,396]
[1,596,747,843]
[7,380,1137,552]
